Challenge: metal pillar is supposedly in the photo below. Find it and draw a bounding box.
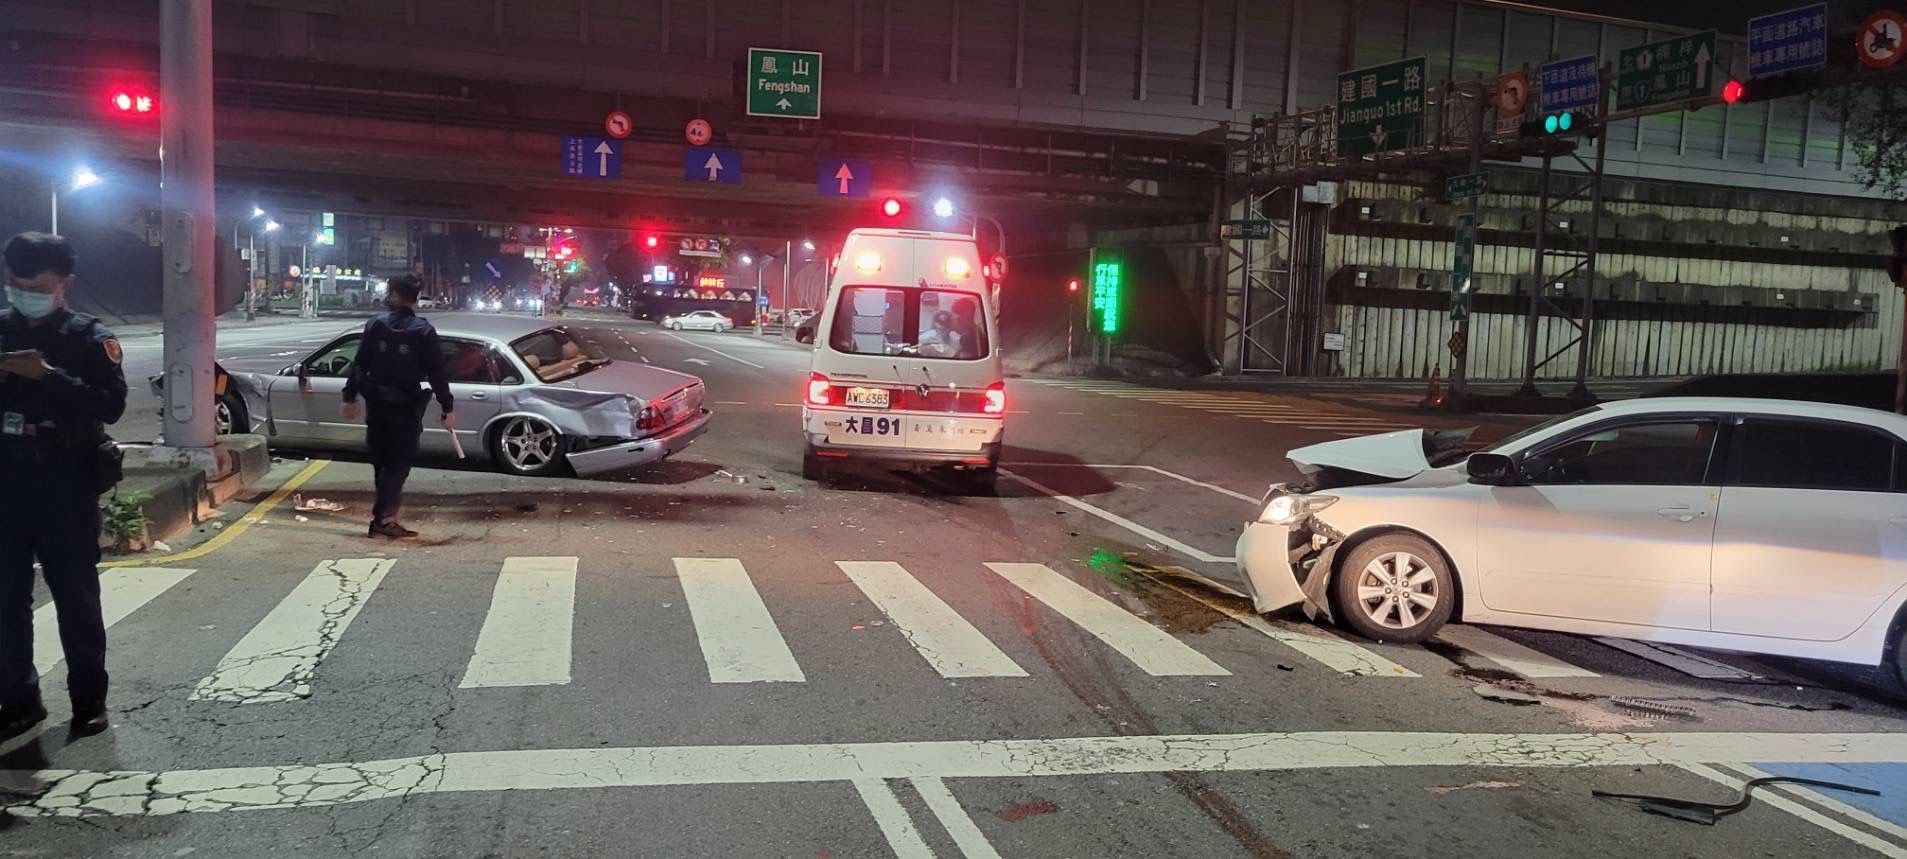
[244,231,256,321]
[1226,186,1297,374]
[1516,155,1556,397]
[48,188,58,235]
[1447,80,1487,408]
[159,0,217,450]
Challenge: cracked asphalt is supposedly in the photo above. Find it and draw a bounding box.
[4,312,1905,857]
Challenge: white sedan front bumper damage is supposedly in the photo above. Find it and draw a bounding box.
[1235,510,1347,621]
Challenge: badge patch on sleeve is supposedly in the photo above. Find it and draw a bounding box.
[102,338,123,364]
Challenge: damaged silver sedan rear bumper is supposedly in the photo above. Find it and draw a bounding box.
[566,408,711,477]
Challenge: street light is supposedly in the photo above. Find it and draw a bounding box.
[50,166,102,234]
[801,239,815,252]
[250,205,265,219]
[932,197,956,218]
[740,254,753,265]
[263,220,280,233]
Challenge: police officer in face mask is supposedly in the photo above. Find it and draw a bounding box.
[0,232,127,740]
[341,274,453,539]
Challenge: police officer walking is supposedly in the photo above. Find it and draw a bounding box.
[0,233,127,740]
[341,274,453,539]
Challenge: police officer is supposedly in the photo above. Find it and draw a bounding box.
[341,274,453,539]
[0,233,126,740]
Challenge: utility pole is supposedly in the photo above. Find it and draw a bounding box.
[159,0,218,451]
[1446,80,1486,410]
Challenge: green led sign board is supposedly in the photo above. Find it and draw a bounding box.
[1090,256,1123,335]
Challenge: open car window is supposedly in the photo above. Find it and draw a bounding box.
[829,286,988,360]
[512,327,608,383]
[303,335,361,378]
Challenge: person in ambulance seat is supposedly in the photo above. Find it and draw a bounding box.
[915,310,964,359]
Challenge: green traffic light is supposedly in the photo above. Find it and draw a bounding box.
[1544,114,1559,134]
[1558,111,1572,133]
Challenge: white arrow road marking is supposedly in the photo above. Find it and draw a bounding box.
[16,731,1907,818]
[592,141,614,176]
[703,153,724,181]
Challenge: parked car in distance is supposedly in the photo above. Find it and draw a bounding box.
[150,314,711,478]
[660,310,733,332]
[1229,397,1907,686]
[793,312,819,344]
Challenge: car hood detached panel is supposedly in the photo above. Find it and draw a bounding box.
[1287,428,1475,485]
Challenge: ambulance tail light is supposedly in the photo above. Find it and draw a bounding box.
[983,382,1006,415]
[854,251,882,273]
[807,373,834,406]
[944,257,972,279]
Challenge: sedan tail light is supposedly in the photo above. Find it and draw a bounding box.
[807,372,833,406]
[983,382,1006,415]
[636,405,660,431]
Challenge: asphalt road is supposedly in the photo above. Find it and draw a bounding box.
[6,310,1907,857]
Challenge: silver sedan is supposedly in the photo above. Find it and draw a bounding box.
[157,314,711,477]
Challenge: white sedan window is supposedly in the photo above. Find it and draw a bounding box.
[1526,420,1719,486]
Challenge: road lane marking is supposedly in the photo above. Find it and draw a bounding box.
[1139,570,1418,677]
[913,777,1005,859]
[1719,762,1907,846]
[1004,462,1259,504]
[836,562,1028,678]
[1678,763,1907,859]
[672,558,804,683]
[984,563,1230,676]
[17,731,1907,818]
[854,780,934,859]
[104,459,329,569]
[1434,625,1598,679]
[34,568,196,674]
[1593,637,1765,680]
[460,557,578,688]
[659,331,765,368]
[190,558,395,704]
[1000,470,1235,564]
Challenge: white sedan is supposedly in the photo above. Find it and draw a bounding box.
[1230,397,1907,684]
[661,310,733,332]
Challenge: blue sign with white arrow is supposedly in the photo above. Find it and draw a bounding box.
[817,158,871,198]
[685,147,742,184]
[483,259,503,280]
[563,137,620,178]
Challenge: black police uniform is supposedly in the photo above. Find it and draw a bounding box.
[341,306,452,528]
[0,306,127,716]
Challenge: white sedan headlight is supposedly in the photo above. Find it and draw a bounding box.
[1259,494,1338,526]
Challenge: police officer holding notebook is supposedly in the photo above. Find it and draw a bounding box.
[341,274,453,539]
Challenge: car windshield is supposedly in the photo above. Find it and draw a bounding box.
[512,327,608,382]
[1479,405,1603,454]
[829,286,988,360]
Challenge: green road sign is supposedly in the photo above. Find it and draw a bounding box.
[1450,213,1477,321]
[1220,219,1272,240]
[746,48,823,119]
[1616,30,1717,111]
[1337,57,1427,157]
[1445,172,1488,201]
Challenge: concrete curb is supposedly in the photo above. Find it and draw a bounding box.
[100,434,270,552]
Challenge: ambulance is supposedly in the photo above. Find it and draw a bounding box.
[802,227,1005,488]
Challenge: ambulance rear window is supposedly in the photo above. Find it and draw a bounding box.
[829,286,987,360]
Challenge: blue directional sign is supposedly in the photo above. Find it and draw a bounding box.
[563,137,620,179]
[817,158,872,198]
[1748,3,1828,78]
[684,147,742,184]
[483,259,503,280]
[1538,55,1601,114]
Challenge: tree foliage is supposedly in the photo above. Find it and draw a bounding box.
[1832,76,1907,199]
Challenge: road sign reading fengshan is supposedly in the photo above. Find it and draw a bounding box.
[1336,57,1426,157]
[1617,30,1717,111]
[747,48,822,119]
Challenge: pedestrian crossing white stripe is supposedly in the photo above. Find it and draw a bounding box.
[1434,625,1598,679]
[1143,571,1418,677]
[913,777,1006,859]
[190,559,395,704]
[984,563,1230,676]
[33,567,195,675]
[673,558,805,683]
[836,562,1028,678]
[854,780,934,859]
[460,557,578,689]
[1593,637,1765,680]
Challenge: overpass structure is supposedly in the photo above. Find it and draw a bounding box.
[0,0,1901,383]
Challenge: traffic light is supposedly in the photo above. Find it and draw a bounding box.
[107,86,155,117]
[1520,110,1591,138]
[643,234,660,251]
[880,197,903,218]
[563,260,579,274]
[1724,71,1820,105]
[1888,224,1907,286]
[1067,278,1080,293]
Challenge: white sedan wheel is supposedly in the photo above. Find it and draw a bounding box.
[1353,552,1439,631]
[1333,534,1455,643]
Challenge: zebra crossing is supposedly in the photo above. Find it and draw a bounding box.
[1026,379,1425,435]
[34,557,1787,705]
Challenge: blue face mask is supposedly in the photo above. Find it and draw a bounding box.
[5,286,58,320]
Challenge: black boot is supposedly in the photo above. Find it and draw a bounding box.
[69,699,109,737]
[0,700,48,741]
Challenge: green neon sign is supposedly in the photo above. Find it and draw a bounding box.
[1090,258,1122,335]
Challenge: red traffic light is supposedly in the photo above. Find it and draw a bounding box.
[643,234,660,250]
[880,197,903,218]
[1067,279,1080,293]
[108,88,155,116]
[1722,79,1745,104]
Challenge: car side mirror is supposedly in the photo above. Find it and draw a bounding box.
[1466,452,1524,487]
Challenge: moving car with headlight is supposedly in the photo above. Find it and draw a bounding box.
[802,228,1004,487]
[1230,397,1907,685]
[151,314,710,477]
[660,310,734,332]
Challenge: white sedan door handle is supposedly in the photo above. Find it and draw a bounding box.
[1657,506,1703,523]
[468,391,488,401]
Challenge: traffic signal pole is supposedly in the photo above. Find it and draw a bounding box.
[159,0,219,453]
[1447,82,1486,409]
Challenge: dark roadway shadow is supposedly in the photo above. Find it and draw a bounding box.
[273,448,724,486]
[808,445,1119,500]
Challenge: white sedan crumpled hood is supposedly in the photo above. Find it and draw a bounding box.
[1287,427,1474,480]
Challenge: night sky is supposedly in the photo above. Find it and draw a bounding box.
[1531,0,1891,33]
